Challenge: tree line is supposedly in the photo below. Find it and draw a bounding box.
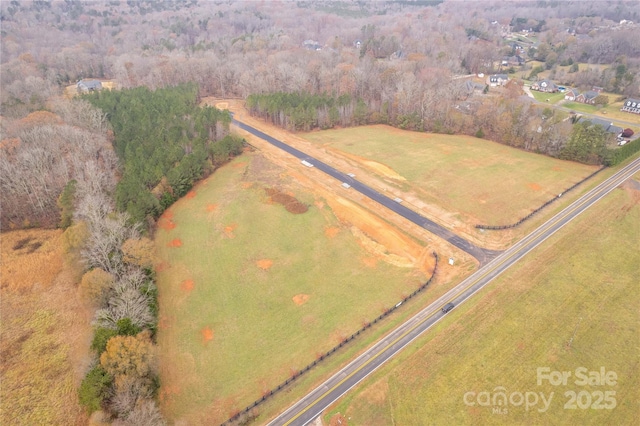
[84,84,242,224]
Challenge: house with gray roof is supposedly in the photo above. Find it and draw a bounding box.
[577,116,622,135]
[488,74,508,87]
[564,88,580,101]
[575,90,599,105]
[531,79,558,93]
[621,98,640,114]
[77,79,102,93]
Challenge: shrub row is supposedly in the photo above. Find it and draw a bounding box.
[604,138,640,166]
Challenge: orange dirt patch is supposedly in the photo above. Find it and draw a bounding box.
[361,256,378,268]
[180,280,194,292]
[528,183,542,191]
[155,261,170,272]
[232,162,248,169]
[292,294,310,305]
[223,223,237,238]
[185,190,196,199]
[324,226,340,238]
[315,200,325,209]
[158,218,176,230]
[206,204,218,212]
[167,238,183,247]
[201,327,214,343]
[242,182,253,189]
[256,259,273,270]
[161,210,174,220]
[265,187,308,214]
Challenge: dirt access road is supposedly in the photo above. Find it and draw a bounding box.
[204,99,485,274]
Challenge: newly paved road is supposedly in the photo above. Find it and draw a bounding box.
[267,156,640,426]
[232,118,501,265]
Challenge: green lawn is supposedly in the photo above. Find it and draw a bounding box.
[326,182,640,425]
[155,154,430,424]
[530,90,565,104]
[301,125,599,225]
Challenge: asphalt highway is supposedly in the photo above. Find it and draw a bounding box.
[232,118,501,264]
[267,156,640,426]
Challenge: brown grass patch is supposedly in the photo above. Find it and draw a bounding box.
[0,229,90,425]
[201,327,214,343]
[324,226,340,238]
[180,280,194,292]
[256,259,273,270]
[265,187,308,214]
[206,204,218,212]
[528,182,542,191]
[292,294,310,306]
[167,239,183,247]
[185,190,196,199]
[223,224,237,238]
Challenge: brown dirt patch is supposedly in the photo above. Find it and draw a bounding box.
[292,294,310,305]
[256,259,273,270]
[232,162,248,169]
[223,224,237,238]
[206,204,218,212]
[528,182,542,191]
[185,190,196,199]
[265,187,308,214]
[324,226,340,238]
[167,238,183,247]
[201,327,214,343]
[315,200,325,209]
[241,182,253,189]
[180,280,194,292]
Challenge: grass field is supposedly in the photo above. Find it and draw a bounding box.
[155,153,434,424]
[530,90,566,104]
[301,125,599,226]
[326,180,640,425]
[0,229,90,426]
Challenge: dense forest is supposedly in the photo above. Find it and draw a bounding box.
[84,84,242,224]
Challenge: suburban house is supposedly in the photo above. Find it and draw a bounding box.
[303,39,322,50]
[76,79,102,93]
[564,88,580,101]
[621,98,640,114]
[575,90,599,105]
[501,55,524,66]
[531,79,558,93]
[577,116,623,135]
[488,74,508,87]
[464,80,487,96]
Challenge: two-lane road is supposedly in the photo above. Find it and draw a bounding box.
[232,118,500,264]
[268,157,640,426]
